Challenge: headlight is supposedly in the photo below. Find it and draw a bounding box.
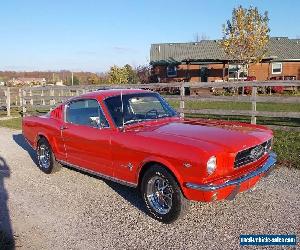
[207,156,217,175]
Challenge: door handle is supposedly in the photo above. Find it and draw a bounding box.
[60,125,68,130]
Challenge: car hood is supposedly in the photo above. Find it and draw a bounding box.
[129,118,273,153]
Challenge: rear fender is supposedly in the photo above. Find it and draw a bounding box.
[35,133,51,150]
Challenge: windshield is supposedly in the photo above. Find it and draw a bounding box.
[104,92,178,127]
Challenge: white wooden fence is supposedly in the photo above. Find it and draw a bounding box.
[1,81,300,126]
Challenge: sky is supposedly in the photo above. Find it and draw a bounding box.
[1,0,300,72]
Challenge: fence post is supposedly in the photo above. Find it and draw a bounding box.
[41,90,45,105]
[251,87,257,124]
[180,84,185,118]
[15,92,18,107]
[19,88,23,108]
[29,89,33,106]
[6,87,11,117]
[22,89,27,115]
[50,88,55,105]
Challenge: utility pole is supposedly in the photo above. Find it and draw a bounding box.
[71,72,74,86]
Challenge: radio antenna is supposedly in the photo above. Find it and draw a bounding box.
[121,89,125,130]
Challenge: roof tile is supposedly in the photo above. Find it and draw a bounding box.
[150,37,300,64]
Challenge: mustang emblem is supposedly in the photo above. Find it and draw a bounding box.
[250,145,265,160]
[121,162,133,171]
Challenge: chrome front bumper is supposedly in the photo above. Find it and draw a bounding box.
[185,152,277,192]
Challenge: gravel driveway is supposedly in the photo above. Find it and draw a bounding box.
[0,127,299,249]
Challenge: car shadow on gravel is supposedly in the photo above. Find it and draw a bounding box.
[12,134,38,166]
[0,156,15,250]
[103,180,148,214]
[63,165,148,215]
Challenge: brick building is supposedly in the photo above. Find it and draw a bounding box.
[150,37,300,83]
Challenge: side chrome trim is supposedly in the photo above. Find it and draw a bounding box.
[185,152,277,192]
[57,160,138,188]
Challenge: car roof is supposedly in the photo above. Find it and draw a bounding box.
[70,88,152,101]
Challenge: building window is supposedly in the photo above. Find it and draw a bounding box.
[272,63,282,74]
[167,65,177,77]
[228,64,248,80]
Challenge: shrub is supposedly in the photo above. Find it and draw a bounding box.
[272,86,284,94]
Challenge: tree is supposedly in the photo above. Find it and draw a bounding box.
[108,64,140,84]
[136,65,152,84]
[108,65,129,84]
[98,73,109,84]
[219,6,270,65]
[124,64,139,84]
[87,75,100,85]
[67,75,80,85]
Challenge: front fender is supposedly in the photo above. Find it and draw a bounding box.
[137,155,185,189]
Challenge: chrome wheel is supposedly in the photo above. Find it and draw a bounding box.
[146,176,173,215]
[38,144,51,169]
[141,166,188,223]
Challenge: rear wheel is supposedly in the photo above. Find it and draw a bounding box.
[141,165,188,223]
[37,138,61,174]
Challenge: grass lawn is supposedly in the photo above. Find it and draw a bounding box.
[185,114,300,127]
[0,109,21,117]
[166,99,300,127]
[273,130,300,169]
[0,116,298,169]
[167,99,300,112]
[0,117,22,130]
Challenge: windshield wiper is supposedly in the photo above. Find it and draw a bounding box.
[158,114,173,118]
[123,119,143,125]
[123,118,155,126]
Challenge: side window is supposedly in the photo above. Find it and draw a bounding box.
[104,96,123,127]
[66,99,109,128]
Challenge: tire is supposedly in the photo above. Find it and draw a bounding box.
[141,165,188,223]
[36,137,61,174]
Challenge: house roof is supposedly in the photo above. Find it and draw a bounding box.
[150,37,300,65]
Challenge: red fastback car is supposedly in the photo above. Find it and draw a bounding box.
[22,89,277,223]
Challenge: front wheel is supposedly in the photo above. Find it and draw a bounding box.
[141,165,188,223]
[37,138,61,174]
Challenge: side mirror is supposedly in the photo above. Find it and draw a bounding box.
[89,116,101,128]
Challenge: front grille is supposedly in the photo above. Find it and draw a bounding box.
[234,139,272,168]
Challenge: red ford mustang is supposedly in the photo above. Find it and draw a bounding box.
[22,89,276,223]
